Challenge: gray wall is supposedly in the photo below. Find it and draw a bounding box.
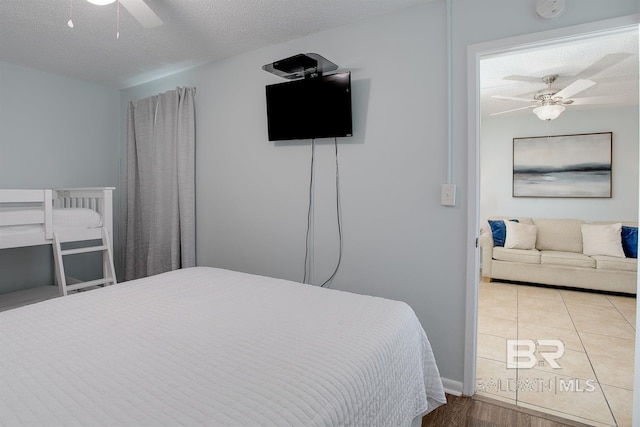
[119,0,639,386]
[481,106,639,225]
[0,61,120,292]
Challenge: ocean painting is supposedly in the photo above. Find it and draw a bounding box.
[513,133,612,198]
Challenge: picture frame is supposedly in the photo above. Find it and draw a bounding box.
[512,132,612,198]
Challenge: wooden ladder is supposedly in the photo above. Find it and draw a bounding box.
[53,228,117,296]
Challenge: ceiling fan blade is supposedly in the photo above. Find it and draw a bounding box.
[490,105,534,116]
[568,96,620,106]
[492,95,533,103]
[554,79,596,100]
[502,75,542,82]
[577,53,632,79]
[120,0,163,28]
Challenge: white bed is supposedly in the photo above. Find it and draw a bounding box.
[0,267,446,426]
[0,187,114,250]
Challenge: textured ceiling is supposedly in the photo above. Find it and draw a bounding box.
[481,29,639,117]
[3,1,638,105]
[0,0,432,89]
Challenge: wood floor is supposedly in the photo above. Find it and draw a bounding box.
[0,285,59,312]
[422,394,591,427]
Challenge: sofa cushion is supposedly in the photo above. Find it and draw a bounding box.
[504,221,537,249]
[622,226,638,258]
[540,251,596,269]
[493,247,540,264]
[488,219,519,247]
[534,218,584,253]
[592,255,638,272]
[581,223,625,258]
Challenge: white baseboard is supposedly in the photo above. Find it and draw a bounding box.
[441,377,464,396]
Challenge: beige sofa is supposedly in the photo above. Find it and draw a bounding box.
[480,217,637,295]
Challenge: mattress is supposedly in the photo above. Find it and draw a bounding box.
[0,207,103,237]
[0,267,445,426]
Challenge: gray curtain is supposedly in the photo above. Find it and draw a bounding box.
[125,87,196,280]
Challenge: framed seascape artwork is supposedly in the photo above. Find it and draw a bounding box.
[513,132,612,198]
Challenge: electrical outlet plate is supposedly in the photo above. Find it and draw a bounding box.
[441,184,456,206]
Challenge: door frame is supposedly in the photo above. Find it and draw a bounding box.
[463,13,640,422]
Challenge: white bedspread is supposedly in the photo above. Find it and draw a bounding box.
[0,267,445,426]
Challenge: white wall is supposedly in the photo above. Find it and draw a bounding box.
[481,106,639,224]
[119,0,639,388]
[0,61,120,293]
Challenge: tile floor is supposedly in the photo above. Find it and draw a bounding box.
[476,280,636,427]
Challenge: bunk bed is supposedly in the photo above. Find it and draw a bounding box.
[0,187,116,297]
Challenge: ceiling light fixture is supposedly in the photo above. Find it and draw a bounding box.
[66,0,162,37]
[532,104,566,121]
[86,0,116,5]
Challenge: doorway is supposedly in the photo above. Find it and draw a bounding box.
[465,15,640,426]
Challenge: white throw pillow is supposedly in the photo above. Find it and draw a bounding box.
[504,220,537,250]
[581,223,625,258]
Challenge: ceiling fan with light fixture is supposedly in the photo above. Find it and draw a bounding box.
[491,74,596,120]
[68,0,162,37]
[489,52,633,121]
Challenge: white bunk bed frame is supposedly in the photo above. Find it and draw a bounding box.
[0,187,116,297]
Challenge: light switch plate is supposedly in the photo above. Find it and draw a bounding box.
[441,184,456,206]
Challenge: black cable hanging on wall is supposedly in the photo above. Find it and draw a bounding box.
[302,138,343,287]
[303,139,316,284]
[321,138,343,288]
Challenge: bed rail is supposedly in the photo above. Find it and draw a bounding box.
[0,189,53,244]
[54,188,114,242]
[0,187,114,250]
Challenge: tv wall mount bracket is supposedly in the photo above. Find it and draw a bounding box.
[262,53,338,80]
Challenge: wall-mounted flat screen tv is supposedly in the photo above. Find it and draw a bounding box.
[265,72,352,141]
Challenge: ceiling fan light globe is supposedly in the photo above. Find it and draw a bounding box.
[533,104,565,120]
[86,0,116,5]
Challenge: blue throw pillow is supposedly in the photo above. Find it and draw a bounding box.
[621,226,638,258]
[488,219,519,247]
